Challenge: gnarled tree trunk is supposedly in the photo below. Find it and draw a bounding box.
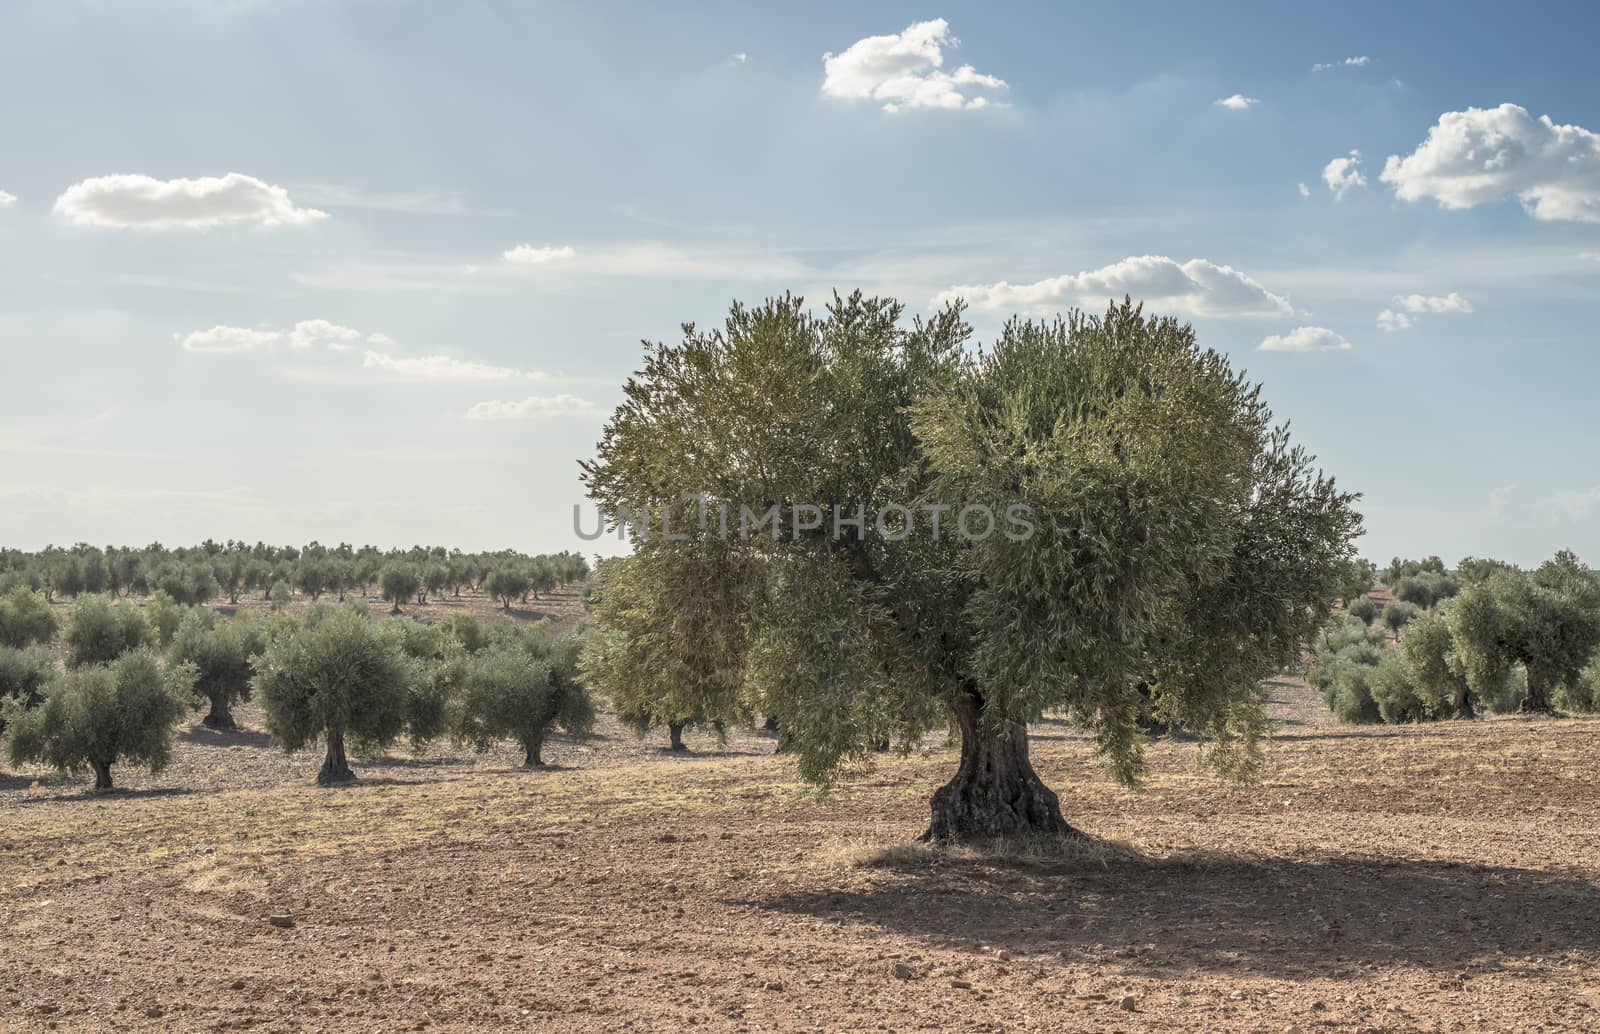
[317,730,356,785]
[1454,686,1476,719]
[522,735,545,768]
[668,721,687,753]
[203,698,236,730]
[922,686,1078,843]
[1519,673,1553,714]
[91,758,114,793]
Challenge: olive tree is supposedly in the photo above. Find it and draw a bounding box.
[252,605,412,784]
[0,587,58,648]
[379,564,419,615]
[65,596,155,668]
[170,611,267,729]
[1448,550,1600,713]
[484,567,531,610]
[0,644,56,738]
[4,649,194,791]
[457,627,593,767]
[582,295,1361,842]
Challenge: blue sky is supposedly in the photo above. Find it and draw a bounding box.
[2,0,1598,566]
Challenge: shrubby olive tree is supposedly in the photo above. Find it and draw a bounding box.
[582,295,1361,841]
[65,596,155,668]
[484,567,531,610]
[1346,596,1378,625]
[458,626,593,767]
[0,587,58,648]
[170,610,267,729]
[379,565,419,615]
[4,649,194,791]
[252,605,413,784]
[0,644,56,738]
[1448,551,1600,713]
[144,591,187,648]
[1383,600,1422,635]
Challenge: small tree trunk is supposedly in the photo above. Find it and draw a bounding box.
[922,686,1078,843]
[317,731,356,785]
[203,697,236,730]
[522,736,545,768]
[668,721,687,753]
[1454,686,1476,720]
[91,758,114,792]
[1520,674,1553,714]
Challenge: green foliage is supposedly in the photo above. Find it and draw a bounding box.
[170,611,267,727]
[1555,662,1600,713]
[446,613,488,653]
[483,567,530,610]
[0,644,57,737]
[378,565,419,614]
[1346,596,1377,624]
[458,627,593,766]
[144,591,187,648]
[65,596,155,668]
[386,617,462,748]
[0,587,58,648]
[1448,550,1600,711]
[1383,600,1423,635]
[582,295,1362,802]
[1398,611,1473,716]
[1384,556,1447,586]
[1368,652,1427,723]
[1393,572,1459,609]
[251,605,412,779]
[4,648,195,790]
[149,561,221,606]
[1334,558,1377,604]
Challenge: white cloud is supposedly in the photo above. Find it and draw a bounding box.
[288,319,364,351]
[732,52,749,64]
[1376,292,1472,332]
[1298,182,1311,198]
[361,351,548,383]
[1258,326,1353,353]
[0,190,15,208]
[503,243,576,264]
[464,395,601,420]
[180,326,281,353]
[1546,486,1600,522]
[1214,94,1259,111]
[52,173,328,229]
[822,19,1006,113]
[1375,309,1412,332]
[1313,56,1371,71]
[935,255,1292,318]
[1323,150,1367,200]
[1489,486,1513,518]
[1381,104,1600,222]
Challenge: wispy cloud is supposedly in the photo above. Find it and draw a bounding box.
[1214,94,1259,111]
[362,351,549,383]
[503,243,577,264]
[464,395,601,420]
[0,190,15,208]
[935,255,1292,318]
[1313,56,1372,72]
[1258,326,1353,352]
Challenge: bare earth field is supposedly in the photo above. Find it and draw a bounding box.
[3,670,1599,1032]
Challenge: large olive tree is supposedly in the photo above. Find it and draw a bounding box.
[581,294,1361,842]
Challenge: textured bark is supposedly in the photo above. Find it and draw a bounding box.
[91,759,114,792]
[1453,687,1476,720]
[1519,674,1553,714]
[203,699,236,730]
[317,731,356,785]
[668,721,688,753]
[523,736,545,768]
[922,687,1078,843]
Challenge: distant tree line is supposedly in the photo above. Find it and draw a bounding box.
[0,542,589,610]
[1310,551,1600,723]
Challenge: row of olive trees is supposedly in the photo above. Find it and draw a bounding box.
[0,594,593,791]
[0,542,589,608]
[1312,550,1600,723]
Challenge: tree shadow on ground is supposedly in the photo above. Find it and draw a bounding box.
[8,785,196,806]
[179,725,276,749]
[734,846,1600,980]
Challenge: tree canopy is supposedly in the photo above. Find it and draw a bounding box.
[581,294,1362,841]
